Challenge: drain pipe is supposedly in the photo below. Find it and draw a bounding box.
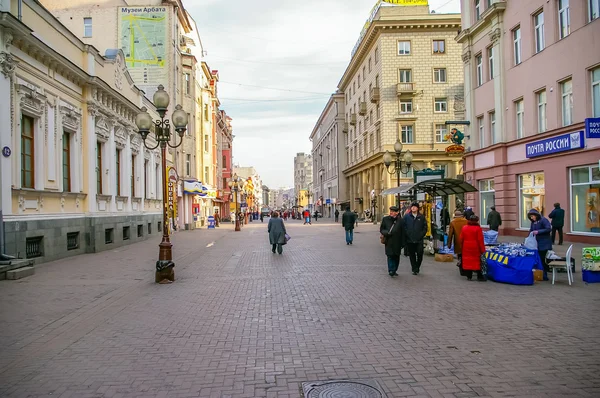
[18,0,22,20]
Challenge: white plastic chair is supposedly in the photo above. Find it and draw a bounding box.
[548,244,574,285]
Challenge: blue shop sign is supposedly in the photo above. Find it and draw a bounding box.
[325,199,331,205]
[585,117,600,139]
[525,131,585,158]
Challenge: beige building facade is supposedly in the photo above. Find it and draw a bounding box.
[338,3,463,217]
[293,153,313,208]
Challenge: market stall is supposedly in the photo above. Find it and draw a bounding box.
[485,243,543,285]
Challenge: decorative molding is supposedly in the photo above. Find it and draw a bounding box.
[114,125,127,148]
[17,84,45,119]
[60,105,81,133]
[130,133,142,154]
[461,50,471,64]
[4,30,14,50]
[489,28,501,44]
[0,51,16,78]
[95,117,110,141]
[87,103,99,117]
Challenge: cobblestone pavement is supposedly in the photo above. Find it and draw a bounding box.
[1,220,599,398]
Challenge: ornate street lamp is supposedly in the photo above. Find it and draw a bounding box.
[135,85,188,283]
[228,174,245,231]
[383,139,414,207]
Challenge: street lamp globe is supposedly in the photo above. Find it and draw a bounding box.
[228,180,233,188]
[135,107,153,140]
[383,150,392,168]
[172,105,188,135]
[404,149,414,165]
[394,139,403,155]
[153,84,170,116]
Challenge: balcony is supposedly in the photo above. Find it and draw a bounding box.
[342,122,348,133]
[370,87,380,103]
[349,113,357,126]
[358,102,367,115]
[397,82,417,96]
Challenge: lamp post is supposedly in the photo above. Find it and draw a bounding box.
[383,139,414,207]
[228,174,244,231]
[135,84,189,283]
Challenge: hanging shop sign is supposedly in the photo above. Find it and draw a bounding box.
[525,131,585,158]
[585,118,600,139]
[167,166,177,218]
[183,180,204,194]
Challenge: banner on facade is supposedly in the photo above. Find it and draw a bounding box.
[167,166,177,218]
[525,131,585,158]
[585,117,600,139]
[382,0,428,5]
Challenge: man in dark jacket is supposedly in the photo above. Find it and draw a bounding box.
[528,208,552,281]
[402,202,428,275]
[380,206,404,277]
[548,202,565,245]
[342,207,357,245]
[334,209,340,222]
[487,206,502,231]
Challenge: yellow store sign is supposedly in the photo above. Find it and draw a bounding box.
[382,0,428,5]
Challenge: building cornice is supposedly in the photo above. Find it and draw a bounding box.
[456,1,507,44]
[310,93,344,140]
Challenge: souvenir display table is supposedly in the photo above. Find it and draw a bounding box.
[582,247,600,283]
[484,243,543,285]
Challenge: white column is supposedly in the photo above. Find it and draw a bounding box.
[124,134,132,212]
[86,107,97,212]
[108,125,116,211]
[0,36,14,216]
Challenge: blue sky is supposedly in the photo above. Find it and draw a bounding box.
[187,0,461,187]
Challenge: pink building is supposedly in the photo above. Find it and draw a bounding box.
[458,0,600,244]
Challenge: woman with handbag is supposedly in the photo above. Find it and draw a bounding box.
[459,215,486,281]
[380,206,404,277]
[268,212,287,255]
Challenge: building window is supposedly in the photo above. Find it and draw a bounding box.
[478,116,485,148]
[534,11,545,53]
[476,53,483,86]
[184,73,191,95]
[570,166,600,234]
[357,74,361,87]
[369,110,373,126]
[376,103,381,120]
[62,131,71,192]
[433,40,445,54]
[434,98,448,113]
[515,99,524,138]
[375,75,379,87]
[131,155,136,197]
[488,46,494,80]
[479,179,495,226]
[116,149,121,196]
[592,67,600,117]
[362,66,366,81]
[203,104,209,120]
[376,128,380,148]
[96,142,103,194]
[401,125,414,144]
[513,27,521,65]
[368,57,372,72]
[537,89,547,133]
[490,111,496,144]
[204,166,209,183]
[375,46,379,63]
[433,68,447,83]
[519,173,545,228]
[185,154,191,176]
[21,115,35,189]
[435,124,447,143]
[369,134,374,153]
[83,17,92,37]
[204,134,209,152]
[400,99,413,114]
[591,0,600,21]
[558,0,570,39]
[475,0,481,21]
[397,41,411,55]
[399,69,412,83]
[561,78,573,126]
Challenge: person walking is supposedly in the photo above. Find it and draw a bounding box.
[401,202,428,275]
[313,211,319,222]
[463,207,474,220]
[380,206,404,277]
[303,209,311,225]
[548,203,565,245]
[459,215,486,281]
[342,206,357,245]
[447,210,469,275]
[487,206,502,232]
[528,209,552,281]
[334,209,340,223]
[260,212,264,223]
[354,210,359,227]
[268,211,287,255]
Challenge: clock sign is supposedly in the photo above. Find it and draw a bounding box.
[2,146,11,158]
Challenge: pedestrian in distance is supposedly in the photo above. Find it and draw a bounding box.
[268,211,287,255]
[313,211,319,222]
[260,212,264,223]
[380,206,405,277]
[342,206,357,245]
[334,209,340,223]
[401,202,428,275]
[447,210,469,273]
[459,215,487,281]
[354,209,359,227]
[303,209,311,225]
[463,207,474,220]
[548,202,565,245]
[528,209,552,281]
[487,206,502,232]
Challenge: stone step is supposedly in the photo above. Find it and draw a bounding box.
[6,266,35,280]
[0,259,36,280]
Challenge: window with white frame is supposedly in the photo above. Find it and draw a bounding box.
[399,99,413,114]
[537,89,547,132]
[399,69,412,82]
[515,99,524,138]
[488,46,494,80]
[534,11,545,53]
[401,125,414,144]
[478,116,485,148]
[513,27,521,65]
[561,78,573,126]
[434,68,447,83]
[433,40,445,54]
[519,173,545,228]
[558,0,570,39]
[570,165,600,234]
[475,0,481,21]
[434,98,448,113]
[476,53,483,86]
[490,111,496,144]
[186,154,191,176]
[591,0,600,21]
[397,41,411,55]
[84,17,92,37]
[479,179,495,226]
[592,67,600,117]
[435,124,447,143]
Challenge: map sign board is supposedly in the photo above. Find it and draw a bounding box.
[119,7,168,98]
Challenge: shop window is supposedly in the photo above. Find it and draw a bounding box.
[479,180,495,225]
[570,166,600,234]
[519,173,545,228]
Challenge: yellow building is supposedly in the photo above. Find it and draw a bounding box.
[0,0,163,263]
[338,1,463,215]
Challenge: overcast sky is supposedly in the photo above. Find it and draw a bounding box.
[187,0,461,188]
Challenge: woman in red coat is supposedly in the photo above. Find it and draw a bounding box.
[459,215,486,281]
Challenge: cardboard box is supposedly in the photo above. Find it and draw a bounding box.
[533,269,544,282]
[435,253,454,262]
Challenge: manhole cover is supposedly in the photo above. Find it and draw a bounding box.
[302,379,386,397]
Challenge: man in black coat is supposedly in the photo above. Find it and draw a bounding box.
[548,202,565,245]
[487,206,502,231]
[341,206,357,245]
[401,202,428,275]
[380,206,404,277]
